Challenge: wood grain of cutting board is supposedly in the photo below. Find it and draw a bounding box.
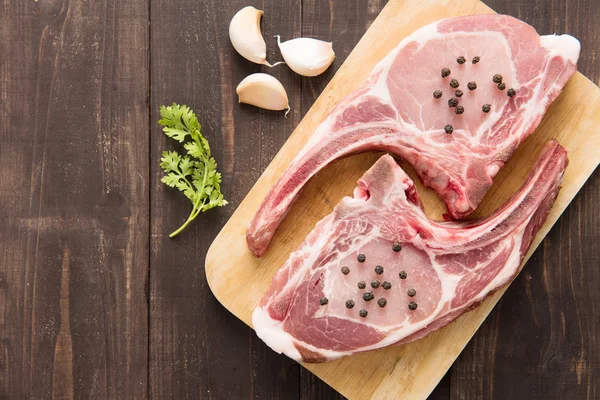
[205,0,600,398]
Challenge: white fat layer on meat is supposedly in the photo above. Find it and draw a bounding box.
[254,304,355,361]
[477,234,523,294]
[517,34,580,141]
[540,34,581,64]
[252,308,302,361]
[299,121,400,167]
[389,21,442,60]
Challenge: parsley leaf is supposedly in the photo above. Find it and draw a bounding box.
[159,103,228,237]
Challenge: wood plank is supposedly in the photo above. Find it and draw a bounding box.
[149,1,302,398]
[451,0,600,398]
[204,0,600,399]
[0,0,149,398]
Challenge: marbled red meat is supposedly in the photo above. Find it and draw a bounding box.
[252,140,568,362]
[247,14,579,257]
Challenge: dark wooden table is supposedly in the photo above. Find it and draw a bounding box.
[1,0,598,399]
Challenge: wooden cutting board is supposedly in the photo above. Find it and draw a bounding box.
[206,0,600,398]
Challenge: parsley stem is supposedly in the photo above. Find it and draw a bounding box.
[169,157,210,238]
[169,207,197,238]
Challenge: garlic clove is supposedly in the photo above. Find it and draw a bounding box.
[236,73,290,115]
[276,36,335,77]
[229,6,281,67]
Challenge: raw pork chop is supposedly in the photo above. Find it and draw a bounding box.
[247,15,579,257]
[252,140,568,362]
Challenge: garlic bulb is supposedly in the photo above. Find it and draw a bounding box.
[229,6,281,67]
[236,73,290,115]
[276,36,335,77]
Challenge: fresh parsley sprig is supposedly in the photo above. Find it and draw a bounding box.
[159,103,227,237]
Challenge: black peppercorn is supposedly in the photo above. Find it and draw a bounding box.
[497,82,506,90]
[472,56,480,64]
[408,301,418,310]
[357,253,366,263]
[371,279,381,289]
[441,68,451,78]
[399,271,407,279]
[341,266,350,275]
[455,89,463,97]
[507,88,516,97]
[433,90,443,99]
[482,104,491,113]
[455,105,465,115]
[382,281,392,290]
[457,56,466,64]
[450,78,459,88]
[357,281,366,289]
[346,300,355,309]
[359,309,368,318]
[392,241,402,252]
[467,81,477,91]
[320,297,329,306]
[444,125,453,134]
[448,98,458,108]
[363,292,374,301]
[377,298,387,307]
[407,288,416,297]
[374,265,384,275]
[493,74,503,84]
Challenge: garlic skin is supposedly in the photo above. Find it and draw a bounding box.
[229,6,280,67]
[276,36,335,77]
[236,73,290,115]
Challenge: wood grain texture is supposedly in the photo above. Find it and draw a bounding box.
[0,0,149,398]
[205,0,600,399]
[1,0,598,399]
[149,1,302,399]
